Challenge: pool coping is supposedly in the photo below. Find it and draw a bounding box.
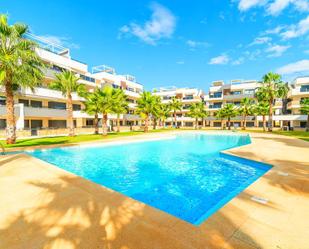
[0,130,308,249]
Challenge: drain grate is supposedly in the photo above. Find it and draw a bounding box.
[251,196,269,204]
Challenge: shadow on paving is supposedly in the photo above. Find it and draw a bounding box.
[0,156,263,249]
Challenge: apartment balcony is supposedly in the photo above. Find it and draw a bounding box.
[223,93,254,100]
[166,117,195,122]
[291,88,309,96]
[181,98,202,103]
[0,104,68,118]
[18,87,84,101]
[128,103,137,109]
[36,47,88,73]
[24,106,68,118]
[125,90,141,98]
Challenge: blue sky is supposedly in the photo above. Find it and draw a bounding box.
[2,0,309,91]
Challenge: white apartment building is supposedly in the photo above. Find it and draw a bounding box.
[204,80,259,128]
[204,77,308,130]
[0,34,144,137]
[153,87,204,127]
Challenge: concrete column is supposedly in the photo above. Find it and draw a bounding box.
[15,103,24,130]
[76,118,83,128]
[42,119,49,128]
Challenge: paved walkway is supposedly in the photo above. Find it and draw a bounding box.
[0,131,308,249]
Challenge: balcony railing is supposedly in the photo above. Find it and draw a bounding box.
[223,93,254,100]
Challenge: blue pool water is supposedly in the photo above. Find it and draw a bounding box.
[28,133,271,225]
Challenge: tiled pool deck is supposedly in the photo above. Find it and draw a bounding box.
[0,131,308,249]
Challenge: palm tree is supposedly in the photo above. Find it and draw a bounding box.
[256,72,289,131]
[150,95,162,130]
[215,109,225,129]
[300,98,309,132]
[0,15,44,144]
[188,102,208,129]
[84,89,101,134]
[239,97,254,130]
[157,104,171,127]
[96,86,117,136]
[221,103,238,130]
[169,97,182,127]
[254,101,269,132]
[137,91,156,132]
[49,71,86,136]
[112,88,128,132]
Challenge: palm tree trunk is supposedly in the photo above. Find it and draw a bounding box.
[144,115,149,132]
[153,118,157,130]
[243,115,247,130]
[94,113,99,134]
[67,94,74,136]
[306,114,309,132]
[5,81,16,144]
[228,117,231,130]
[268,99,273,132]
[102,113,108,136]
[262,115,266,132]
[195,118,198,129]
[174,111,177,127]
[117,113,120,132]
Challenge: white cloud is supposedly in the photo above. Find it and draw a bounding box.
[265,44,290,57]
[237,0,309,15]
[176,60,185,64]
[186,40,210,49]
[280,15,309,39]
[209,54,229,65]
[249,36,272,46]
[232,57,245,65]
[118,3,176,45]
[238,0,266,11]
[37,35,80,49]
[267,0,291,15]
[276,59,309,74]
[265,25,286,34]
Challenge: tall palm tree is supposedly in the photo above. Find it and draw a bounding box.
[254,101,269,132]
[256,72,289,131]
[137,91,156,132]
[49,71,86,136]
[169,96,182,127]
[84,89,101,134]
[96,86,117,136]
[239,97,254,130]
[112,88,128,132]
[157,104,171,127]
[0,15,44,144]
[221,103,237,130]
[300,98,309,132]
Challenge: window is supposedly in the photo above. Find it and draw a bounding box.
[0,97,6,105]
[244,89,255,94]
[213,122,221,127]
[300,85,309,92]
[48,120,66,128]
[300,121,307,128]
[30,100,42,108]
[231,91,242,95]
[183,95,193,100]
[48,101,66,109]
[210,92,222,98]
[73,104,81,111]
[19,99,29,106]
[0,119,6,129]
[24,120,30,129]
[31,120,43,129]
[86,119,94,126]
[127,99,135,103]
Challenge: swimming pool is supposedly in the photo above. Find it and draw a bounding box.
[28,133,271,225]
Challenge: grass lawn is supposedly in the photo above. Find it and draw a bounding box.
[1,129,173,149]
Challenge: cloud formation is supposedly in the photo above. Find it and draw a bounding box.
[209,55,229,65]
[265,44,290,57]
[276,59,309,74]
[119,3,176,45]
